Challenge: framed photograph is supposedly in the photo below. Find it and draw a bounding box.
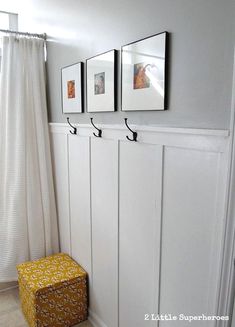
[61,62,83,113]
[121,31,168,111]
[86,49,117,112]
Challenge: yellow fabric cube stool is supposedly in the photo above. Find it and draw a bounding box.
[17,253,88,327]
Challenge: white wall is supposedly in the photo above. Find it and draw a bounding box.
[1,0,235,128]
[50,123,229,327]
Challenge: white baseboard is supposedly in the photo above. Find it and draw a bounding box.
[88,309,108,327]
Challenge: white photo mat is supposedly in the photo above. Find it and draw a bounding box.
[86,50,116,112]
[61,62,83,113]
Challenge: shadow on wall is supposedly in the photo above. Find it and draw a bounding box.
[0,282,18,291]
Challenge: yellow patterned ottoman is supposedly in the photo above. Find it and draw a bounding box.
[17,253,88,327]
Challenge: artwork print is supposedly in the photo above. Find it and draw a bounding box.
[133,63,150,90]
[67,80,75,98]
[94,72,105,95]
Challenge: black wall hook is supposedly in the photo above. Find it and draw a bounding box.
[67,117,77,135]
[124,118,138,142]
[90,118,102,138]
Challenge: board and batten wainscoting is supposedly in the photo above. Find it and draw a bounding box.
[50,123,230,327]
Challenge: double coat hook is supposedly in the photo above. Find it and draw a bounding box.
[90,118,102,138]
[67,117,77,135]
[124,118,138,142]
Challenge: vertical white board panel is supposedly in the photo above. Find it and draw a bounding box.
[69,135,91,276]
[119,142,163,327]
[50,133,70,254]
[160,147,221,327]
[90,138,118,327]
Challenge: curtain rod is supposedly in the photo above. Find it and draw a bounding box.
[0,29,47,40]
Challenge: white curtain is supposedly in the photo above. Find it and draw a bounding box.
[0,36,59,281]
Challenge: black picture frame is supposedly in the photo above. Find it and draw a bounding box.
[86,49,117,113]
[121,31,168,112]
[61,62,84,114]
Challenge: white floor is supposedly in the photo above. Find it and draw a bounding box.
[0,287,93,327]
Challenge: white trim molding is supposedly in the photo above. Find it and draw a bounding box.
[89,310,108,327]
[49,123,229,152]
[217,50,235,327]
